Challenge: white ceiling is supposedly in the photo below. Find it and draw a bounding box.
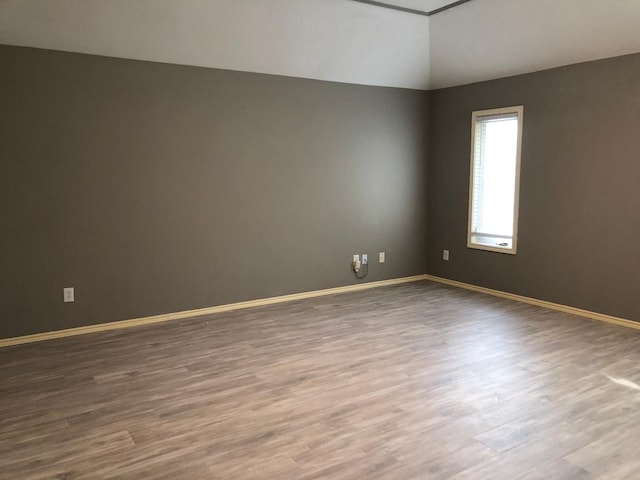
[371,0,461,13]
[0,0,431,89]
[429,0,640,88]
[1,0,640,90]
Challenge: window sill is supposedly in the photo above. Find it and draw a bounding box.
[468,235,516,255]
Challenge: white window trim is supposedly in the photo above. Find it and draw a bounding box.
[467,105,524,255]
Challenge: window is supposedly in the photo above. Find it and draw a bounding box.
[468,106,523,254]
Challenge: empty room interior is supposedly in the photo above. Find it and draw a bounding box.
[2,0,640,478]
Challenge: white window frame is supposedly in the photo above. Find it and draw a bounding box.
[467,105,523,255]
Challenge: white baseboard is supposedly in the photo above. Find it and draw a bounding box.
[0,275,429,348]
[3,273,637,349]
[424,274,640,331]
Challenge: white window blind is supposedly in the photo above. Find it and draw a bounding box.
[468,107,523,254]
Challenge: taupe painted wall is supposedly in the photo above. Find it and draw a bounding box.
[0,46,430,339]
[427,53,640,321]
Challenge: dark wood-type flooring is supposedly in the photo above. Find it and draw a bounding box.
[2,281,640,479]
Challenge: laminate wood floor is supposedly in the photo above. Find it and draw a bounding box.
[2,281,639,479]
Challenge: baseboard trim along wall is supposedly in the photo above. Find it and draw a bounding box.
[0,275,428,348]
[3,273,638,349]
[424,274,640,331]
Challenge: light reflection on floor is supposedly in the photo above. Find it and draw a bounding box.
[604,373,640,391]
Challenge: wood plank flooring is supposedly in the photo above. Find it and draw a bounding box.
[1,280,639,479]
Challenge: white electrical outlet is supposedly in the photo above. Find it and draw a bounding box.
[63,287,75,303]
[379,252,385,263]
[362,254,368,265]
[443,250,450,261]
[352,254,361,273]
